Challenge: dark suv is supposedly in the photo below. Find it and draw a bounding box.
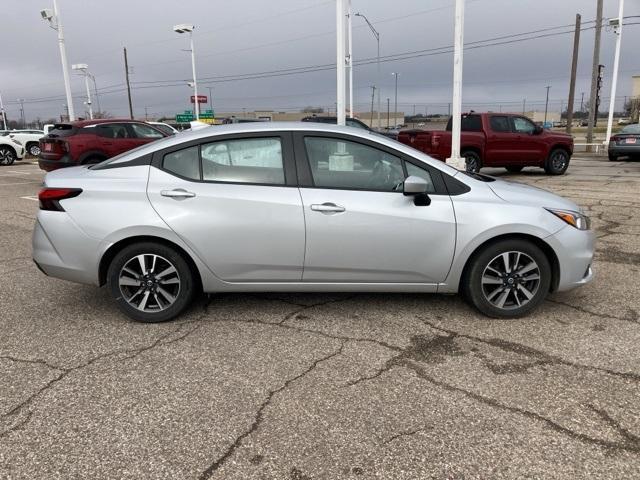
[38,119,168,172]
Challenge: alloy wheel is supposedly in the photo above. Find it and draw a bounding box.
[551,151,567,171]
[29,145,41,156]
[0,148,15,165]
[481,251,541,310]
[118,254,181,312]
[465,154,480,173]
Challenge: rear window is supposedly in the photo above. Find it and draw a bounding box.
[446,114,482,132]
[621,124,640,134]
[47,124,77,137]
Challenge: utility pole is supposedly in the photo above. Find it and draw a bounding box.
[369,85,376,127]
[566,13,581,134]
[17,99,25,127]
[91,75,101,115]
[446,0,466,169]
[347,0,353,118]
[605,0,624,147]
[392,72,399,127]
[336,0,347,126]
[522,98,526,115]
[207,86,214,117]
[145,106,149,121]
[386,97,390,128]
[544,86,551,124]
[0,91,7,130]
[587,0,603,146]
[580,92,584,112]
[124,47,134,119]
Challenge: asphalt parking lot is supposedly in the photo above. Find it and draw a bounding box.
[1,156,639,479]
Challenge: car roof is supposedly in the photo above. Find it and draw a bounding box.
[64,118,146,127]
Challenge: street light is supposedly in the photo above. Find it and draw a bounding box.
[40,0,75,121]
[355,12,380,129]
[17,98,25,127]
[0,91,7,130]
[544,85,551,125]
[391,72,399,128]
[605,0,625,147]
[174,24,199,121]
[72,63,93,120]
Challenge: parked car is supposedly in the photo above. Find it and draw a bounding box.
[33,122,594,322]
[38,119,168,172]
[147,122,179,136]
[4,129,45,156]
[301,115,399,140]
[0,134,25,165]
[608,123,640,161]
[397,113,574,175]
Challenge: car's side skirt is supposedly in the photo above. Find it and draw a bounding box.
[207,282,441,293]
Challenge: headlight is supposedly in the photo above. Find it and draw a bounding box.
[545,208,590,230]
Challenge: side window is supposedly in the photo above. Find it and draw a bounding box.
[512,117,536,134]
[346,119,368,130]
[201,137,285,185]
[96,124,130,139]
[461,115,482,131]
[489,116,511,133]
[405,162,436,193]
[163,146,200,180]
[304,137,405,191]
[130,123,165,139]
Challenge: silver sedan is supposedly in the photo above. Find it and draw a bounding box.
[33,122,594,322]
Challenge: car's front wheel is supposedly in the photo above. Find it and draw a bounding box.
[544,149,570,175]
[463,239,551,318]
[107,242,196,323]
[0,146,16,166]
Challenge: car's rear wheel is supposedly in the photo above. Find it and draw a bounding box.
[608,153,618,162]
[0,146,16,166]
[544,149,570,175]
[463,150,482,173]
[463,239,551,318]
[107,242,196,323]
[505,166,523,173]
[27,143,41,157]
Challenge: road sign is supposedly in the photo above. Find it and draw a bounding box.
[190,95,208,104]
[176,113,194,122]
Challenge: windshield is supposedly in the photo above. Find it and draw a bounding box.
[47,124,76,137]
[621,124,640,134]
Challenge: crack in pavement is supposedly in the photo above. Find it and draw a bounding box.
[0,302,211,438]
[586,404,640,452]
[546,298,640,325]
[197,341,346,480]
[0,355,65,372]
[382,426,431,445]
[277,295,360,325]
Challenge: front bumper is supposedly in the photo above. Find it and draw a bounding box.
[545,225,595,292]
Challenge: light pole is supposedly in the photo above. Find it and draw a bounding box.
[174,24,199,121]
[89,74,101,115]
[605,0,624,147]
[40,0,75,121]
[0,91,7,130]
[446,0,466,170]
[346,0,353,118]
[544,85,551,125]
[17,99,26,127]
[391,72,399,128]
[336,0,347,126]
[72,64,93,120]
[355,12,380,129]
[207,86,214,117]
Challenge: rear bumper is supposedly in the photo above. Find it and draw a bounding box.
[32,215,100,286]
[608,145,640,157]
[38,155,76,172]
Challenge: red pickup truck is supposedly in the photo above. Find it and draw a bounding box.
[397,112,574,175]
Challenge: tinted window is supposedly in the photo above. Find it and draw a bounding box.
[163,146,200,180]
[201,137,285,185]
[131,123,165,139]
[151,124,176,136]
[405,162,436,193]
[621,124,640,134]
[512,117,535,134]
[304,137,404,191]
[346,119,369,130]
[47,124,76,137]
[96,124,130,139]
[445,114,481,131]
[489,116,511,133]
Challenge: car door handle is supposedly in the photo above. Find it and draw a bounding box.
[311,202,345,213]
[161,189,196,199]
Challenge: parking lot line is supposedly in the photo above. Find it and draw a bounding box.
[20,195,38,201]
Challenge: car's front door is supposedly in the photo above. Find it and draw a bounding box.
[294,133,456,284]
[147,133,305,282]
[510,116,543,163]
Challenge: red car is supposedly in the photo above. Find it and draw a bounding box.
[398,112,574,175]
[38,119,168,172]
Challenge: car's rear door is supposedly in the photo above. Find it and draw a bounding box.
[147,132,305,282]
[293,132,456,284]
[95,123,137,157]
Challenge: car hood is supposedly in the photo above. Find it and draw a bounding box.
[488,178,580,212]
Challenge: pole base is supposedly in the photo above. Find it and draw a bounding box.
[445,157,466,170]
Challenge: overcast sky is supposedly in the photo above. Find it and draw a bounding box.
[2,0,639,121]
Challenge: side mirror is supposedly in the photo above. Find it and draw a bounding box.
[534,125,543,135]
[403,175,431,206]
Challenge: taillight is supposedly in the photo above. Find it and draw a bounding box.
[38,188,82,211]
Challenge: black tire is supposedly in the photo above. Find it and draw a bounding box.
[107,242,196,323]
[608,153,617,162]
[0,146,16,166]
[463,150,482,173]
[505,166,523,173]
[27,143,41,157]
[544,148,570,175]
[462,238,552,318]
